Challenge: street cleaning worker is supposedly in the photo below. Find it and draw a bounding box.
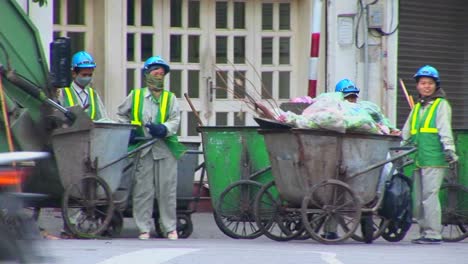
[43,51,109,239]
[401,65,458,244]
[335,78,400,135]
[117,56,186,240]
[335,78,359,103]
[57,51,108,120]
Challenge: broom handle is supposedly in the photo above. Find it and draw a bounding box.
[184,93,204,126]
[399,78,414,109]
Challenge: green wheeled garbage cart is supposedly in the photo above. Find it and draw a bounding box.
[199,126,272,239]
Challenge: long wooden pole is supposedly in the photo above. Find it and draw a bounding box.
[0,76,15,153]
[0,75,20,191]
[399,78,414,109]
[184,93,204,126]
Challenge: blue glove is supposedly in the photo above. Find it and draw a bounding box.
[128,129,138,145]
[145,122,167,138]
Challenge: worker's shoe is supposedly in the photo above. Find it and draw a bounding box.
[138,232,150,240]
[411,237,441,244]
[320,232,339,240]
[167,230,178,240]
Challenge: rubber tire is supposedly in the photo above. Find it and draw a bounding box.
[154,214,193,239]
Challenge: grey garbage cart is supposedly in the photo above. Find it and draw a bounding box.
[255,128,415,244]
[49,121,134,238]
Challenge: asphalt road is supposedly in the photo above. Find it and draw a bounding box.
[32,209,468,264]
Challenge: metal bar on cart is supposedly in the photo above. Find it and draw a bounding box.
[347,147,417,180]
[98,138,158,171]
[248,166,271,180]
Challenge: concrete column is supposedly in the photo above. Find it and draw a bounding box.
[102,0,126,119]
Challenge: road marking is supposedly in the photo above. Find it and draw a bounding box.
[315,251,344,264]
[96,248,200,264]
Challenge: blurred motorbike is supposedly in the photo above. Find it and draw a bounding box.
[0,152,49,263]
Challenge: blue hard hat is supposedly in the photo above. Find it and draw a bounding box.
[413,65,440,86]
[143,56,170,75]
[335,79,360,94]
[71,51,96,69]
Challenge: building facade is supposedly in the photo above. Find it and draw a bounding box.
[19,0,468,143]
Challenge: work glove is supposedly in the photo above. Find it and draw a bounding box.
[128,129,138,145]
[145,122,167,138]
[444,149,458,163]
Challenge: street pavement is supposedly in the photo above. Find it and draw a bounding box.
[33,209,467,264]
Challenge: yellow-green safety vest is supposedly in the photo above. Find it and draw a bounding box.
[62,87,101,120]
[129,88,186,159]
[409,98,447,167]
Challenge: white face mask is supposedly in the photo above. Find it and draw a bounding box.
[75,76,92,87]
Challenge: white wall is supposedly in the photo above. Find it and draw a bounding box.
[326,0,399,124]
[15,0,54,67]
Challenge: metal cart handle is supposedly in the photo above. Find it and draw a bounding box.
[348,147,417,180]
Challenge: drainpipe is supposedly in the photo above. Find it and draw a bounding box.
[308,0,323,98]
[362,3,369,100]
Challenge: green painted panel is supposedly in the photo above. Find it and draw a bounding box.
[0,0,50,121]
[200,127,272,208]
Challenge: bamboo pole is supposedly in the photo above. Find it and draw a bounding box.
[399,78,414,109]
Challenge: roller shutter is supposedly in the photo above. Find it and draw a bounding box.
[397,0,467,129]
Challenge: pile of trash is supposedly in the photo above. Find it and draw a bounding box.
[275,92,399,135]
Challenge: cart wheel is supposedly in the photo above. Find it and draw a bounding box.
[301,179,362,244]
[102,211,124,237]
[154,214,193,239]
[350,214,389,243]
[62,176,115,238]
[360,215,374,244]
[381,217,411,242]
[254,181,304,241]
[176,214,193,238]
[214,180,263,239]
[441,183,468,242]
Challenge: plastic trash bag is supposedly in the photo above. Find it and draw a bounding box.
[379,173,412,224]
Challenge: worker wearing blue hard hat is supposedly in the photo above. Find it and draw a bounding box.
[56,51,108,120]
[117,55,186,240]
[335,78,360,103]
[401,65,457,244]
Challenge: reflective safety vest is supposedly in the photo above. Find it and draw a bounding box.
[409,98,447,167]
[129,88,186,159]
[62,87,101,120]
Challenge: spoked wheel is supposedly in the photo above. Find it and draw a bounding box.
[62,176,115,238]
[214,180,263,239]
[254,181,305,241]
[301,180,362,244]
[350,214,389,243]
[440,183,468,242]
[102,211,124,237]
[154,213,193,238]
